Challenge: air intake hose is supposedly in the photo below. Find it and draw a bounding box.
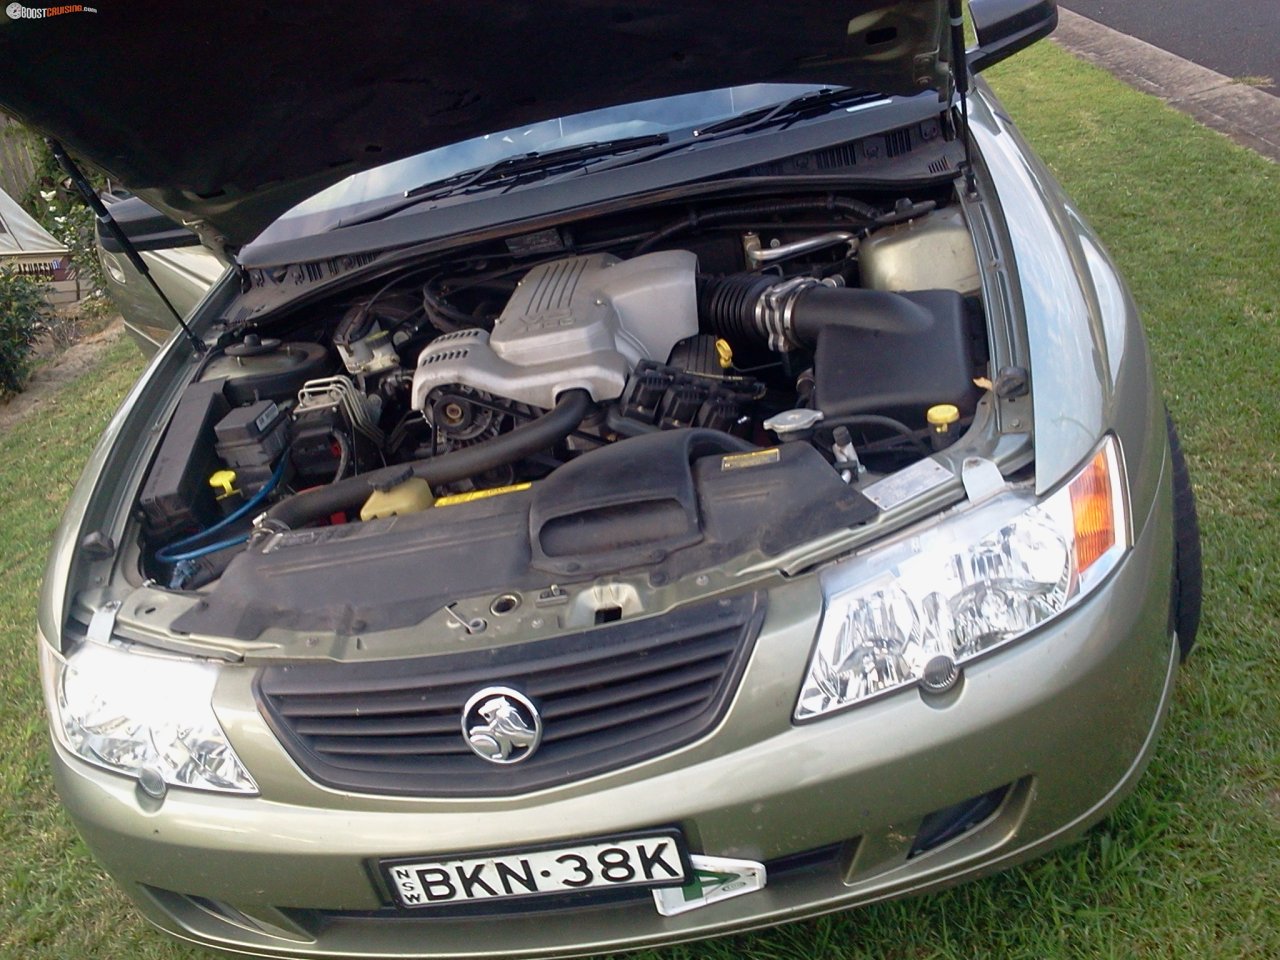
[260,389,594,531]
[697,274,934,353]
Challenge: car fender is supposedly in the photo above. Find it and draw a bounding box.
[970,82,1165,529]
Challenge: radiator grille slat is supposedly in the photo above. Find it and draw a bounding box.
[257,593,764,797]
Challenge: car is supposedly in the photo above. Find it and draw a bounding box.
[94,190,226,352]
[3,1,1202,957]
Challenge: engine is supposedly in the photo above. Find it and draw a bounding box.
[137,195,987,589]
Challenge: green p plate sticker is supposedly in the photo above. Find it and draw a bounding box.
[652,854,766,917]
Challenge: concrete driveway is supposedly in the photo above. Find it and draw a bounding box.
[1063,1,1278,86]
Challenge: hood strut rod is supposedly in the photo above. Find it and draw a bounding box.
[47,140,206,354]
[948,0,977,195]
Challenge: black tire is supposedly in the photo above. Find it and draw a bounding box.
[1167,413,1202,660]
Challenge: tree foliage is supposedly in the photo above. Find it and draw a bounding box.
[22,137,110,302]
[0,267,48,398]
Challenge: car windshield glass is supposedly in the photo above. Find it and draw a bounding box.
[252,83,822,245]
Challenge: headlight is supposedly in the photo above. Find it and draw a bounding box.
[796,437,1129,720]
[41,639,257,794]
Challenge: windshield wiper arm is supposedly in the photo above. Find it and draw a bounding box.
[581,89,888,177]
[694,87,883,140]
[406,135,670,199]
[333,134,669,230]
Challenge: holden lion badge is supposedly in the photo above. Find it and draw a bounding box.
[462,687,542,764]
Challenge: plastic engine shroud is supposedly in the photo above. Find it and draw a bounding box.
[410,251,699,411]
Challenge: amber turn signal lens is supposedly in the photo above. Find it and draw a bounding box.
[1069,449,1116,573]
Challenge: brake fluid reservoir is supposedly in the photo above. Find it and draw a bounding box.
[859,207,980,296]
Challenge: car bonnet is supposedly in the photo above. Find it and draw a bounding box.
[0,0,953,248]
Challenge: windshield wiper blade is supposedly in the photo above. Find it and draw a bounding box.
[408,134,669,198]
[694,87,883,140]
[580,89,888,177]
[333,134,669,230]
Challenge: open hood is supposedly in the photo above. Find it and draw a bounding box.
[0,1,951,247]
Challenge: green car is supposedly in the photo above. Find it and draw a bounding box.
[3,1,1201,957]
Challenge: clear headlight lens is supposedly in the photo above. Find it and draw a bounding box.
[796,437,1128,720]
[42,639,257,794]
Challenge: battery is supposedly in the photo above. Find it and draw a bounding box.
[214,400,289,496]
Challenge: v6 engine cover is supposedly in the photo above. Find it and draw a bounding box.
[411,251,698,411]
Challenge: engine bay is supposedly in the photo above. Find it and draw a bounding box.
[136,190,990,615]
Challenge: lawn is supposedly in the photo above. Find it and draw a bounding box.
[1,37,1277,960]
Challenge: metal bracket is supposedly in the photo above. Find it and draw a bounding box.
[444,603,487,635]
[86,600,122,644]
[960,456,1007,504]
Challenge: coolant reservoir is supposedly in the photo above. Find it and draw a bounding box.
[859,207,980,297]
[360,478,435,521]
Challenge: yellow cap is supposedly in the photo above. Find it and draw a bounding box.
[926,404,961,429]
[209,469,238,499]
[715,338,734,370]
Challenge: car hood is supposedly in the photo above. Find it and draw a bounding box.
[0,0,952,247]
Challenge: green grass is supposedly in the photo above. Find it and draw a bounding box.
[2,38,1278,959]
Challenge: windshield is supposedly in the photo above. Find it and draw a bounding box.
[252,83,822,245]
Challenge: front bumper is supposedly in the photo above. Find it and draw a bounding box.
[49,455,1177,959]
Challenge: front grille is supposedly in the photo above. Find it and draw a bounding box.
[256,592,764,796]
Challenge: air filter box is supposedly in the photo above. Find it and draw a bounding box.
[811,289,982,427]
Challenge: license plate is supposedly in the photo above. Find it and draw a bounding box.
[382,832,689,908]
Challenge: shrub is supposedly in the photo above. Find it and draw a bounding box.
[0,267,48,398]
[32,307,82,351]
[21,138,110,300]
[44,200,108,299]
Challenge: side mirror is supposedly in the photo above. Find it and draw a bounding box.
[966,0,1058,74]
[96,194,201,253]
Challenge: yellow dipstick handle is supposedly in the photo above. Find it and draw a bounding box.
[208,469,239,500]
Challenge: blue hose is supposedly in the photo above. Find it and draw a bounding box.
[155,457,288,564]
[159,533,254,564]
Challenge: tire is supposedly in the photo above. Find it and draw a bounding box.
[1167,413,1202,660]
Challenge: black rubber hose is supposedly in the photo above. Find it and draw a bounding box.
[789,287,934,341]
[695,273,775,346]
[262,389,594,530]
[634,196,881,256]
[697,275,936,348]
[821,414,932,456]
